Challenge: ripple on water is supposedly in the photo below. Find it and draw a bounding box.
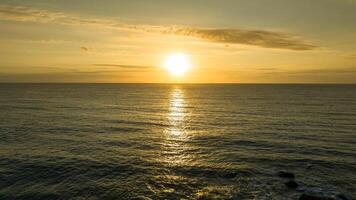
[0,84,355,199]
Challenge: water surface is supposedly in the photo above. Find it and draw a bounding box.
[0,84,355,199]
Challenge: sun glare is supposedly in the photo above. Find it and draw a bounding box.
[163,53,191,76]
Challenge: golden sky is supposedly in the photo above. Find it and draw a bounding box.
[0,0,356,83]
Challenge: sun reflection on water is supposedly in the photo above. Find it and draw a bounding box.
[162,87,192,166]
[167,87,186,136]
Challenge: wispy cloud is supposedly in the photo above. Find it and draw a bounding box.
[264,67,356,75]
[0,5,115,26]
[126,26,317,50]
[9,39,66,44]
[80,46,89,52]
[0,4,317,51]
[347,53,356,59]
[256,67,278,71]
[93,64,156,70]
[0,72,134,83]
[0,5,65,22]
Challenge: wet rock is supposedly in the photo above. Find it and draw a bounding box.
[336,194,351,200]
[299,194,335,200]
[277,171,295,179]
[220,171,237,179]
[285,180,299,189]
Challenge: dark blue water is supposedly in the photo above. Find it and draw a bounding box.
[0,84,355,199]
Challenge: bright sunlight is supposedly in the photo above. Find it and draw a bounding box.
[163,53,191,76]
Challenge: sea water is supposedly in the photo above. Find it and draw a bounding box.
[0,84,355,199]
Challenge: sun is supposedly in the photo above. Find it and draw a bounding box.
[163,53,191,76]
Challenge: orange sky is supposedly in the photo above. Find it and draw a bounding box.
[0,0,356,83]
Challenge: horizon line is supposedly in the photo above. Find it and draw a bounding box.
[0,82,355,85]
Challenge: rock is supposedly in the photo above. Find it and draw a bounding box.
[220,171,237,179]
[299,194,335,200]
[336,194,351,200]
[277,171,295,179]
[285,180,299,189]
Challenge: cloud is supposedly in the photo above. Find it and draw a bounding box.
[80,46,89,52]
[263,67,356,75]
[127,26,317,50]
[291,68,356,74]
[93,64,156,70]
[0,5,114,26]
[347,53,356,59]
[10,39,66,44]
[0,72,133,83]
[253,66,356,83]
[256,67,278,71]
[0,63,161,82]
[0,4,317,51]
[0,5,65,22]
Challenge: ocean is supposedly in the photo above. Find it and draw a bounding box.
[0,84,355,199]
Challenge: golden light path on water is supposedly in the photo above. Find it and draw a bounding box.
[162,87,193,166]
[167,88,185,136]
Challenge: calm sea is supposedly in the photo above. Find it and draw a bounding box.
[0,84,355,199]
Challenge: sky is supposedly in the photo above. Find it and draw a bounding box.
[0,0,356,83]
